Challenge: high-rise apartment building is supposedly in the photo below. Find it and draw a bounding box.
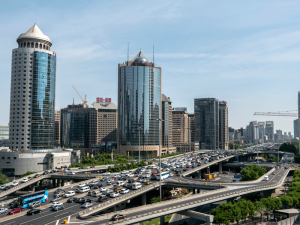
[194,98,219,150]
[265,121,274,141]
[161,94,172,148]
[258,122,265,142]
[172,108,188,144]
[9,24,56,151]
[294,119,299,139]
[219,101,228,150]
[118,50,162,158]
[54,109,60,146]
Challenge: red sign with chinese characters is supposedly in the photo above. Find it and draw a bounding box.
[105,98,111,103]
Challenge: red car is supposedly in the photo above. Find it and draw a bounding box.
[90,166,95,168]
[186,165,191,168]
[9,208,22,215]
[111,177,117,180]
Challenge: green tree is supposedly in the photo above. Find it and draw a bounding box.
[279,195,294,209]
[255,201,266,219]
[0,173,10,185]
[241,165,267,181]
[150,196,162,203]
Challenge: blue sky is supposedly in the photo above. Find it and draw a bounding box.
[0,0,300,134]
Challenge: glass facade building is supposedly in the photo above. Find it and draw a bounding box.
[31,52,56,149]
[194,98,219,150]
[118,50,161,157]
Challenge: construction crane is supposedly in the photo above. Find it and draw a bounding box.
[254,112,299,117]
[72,86,87,107]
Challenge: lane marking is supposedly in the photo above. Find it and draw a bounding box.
[54,211,70,217]
[55,220,59,225]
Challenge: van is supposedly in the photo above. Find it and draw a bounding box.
[116,181,124,186]
[263,176,269,181]
[131,182,142,190]
[92,191,101,197]
[79,186,90,193]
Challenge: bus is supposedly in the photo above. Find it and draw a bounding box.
[17,190,48,208]
[156,171,170,181]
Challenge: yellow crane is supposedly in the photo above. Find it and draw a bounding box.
[72,86,87,107]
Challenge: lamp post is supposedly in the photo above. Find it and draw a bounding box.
[138,127,142,164]
[157,118,164,200]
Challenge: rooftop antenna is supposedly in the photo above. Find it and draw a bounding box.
[153,44,154,65]
[127,42,129,65]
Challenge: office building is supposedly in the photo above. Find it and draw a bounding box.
[9,24,56,150]
[258,122,265,142]
[248,121,259,143]
[276,130,283,141]
[228,127,235,141]
[219,101,228,150]
[172,108,189,144]
[54,109,60,146]
[118,50,162,158]
[294,119,299,139]
[161,95,176,154]
[91,99,118,152]
[265,121,274,141]
[194,98,219,150]
[188,114,195,143]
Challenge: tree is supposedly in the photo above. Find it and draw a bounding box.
[0,173,10,185]
[212,202,234,225]
[279,195,294,209]
[231,203,242,225]
[241,165,267,181]
[255,201,266,219]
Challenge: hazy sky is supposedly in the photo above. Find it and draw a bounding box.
[0,0,299,134]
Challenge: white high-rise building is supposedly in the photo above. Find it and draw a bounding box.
[9,24,57,151]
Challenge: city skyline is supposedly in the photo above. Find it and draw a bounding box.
[1,1,300,133]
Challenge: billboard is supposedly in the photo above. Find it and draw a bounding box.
[172,107,187,111]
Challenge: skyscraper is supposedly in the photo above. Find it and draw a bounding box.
[258,122,265,142]
[194,98,219,150]
[118,50,162,158]
[219,101,228,150]
[294,119,299,139]
[172,108,189,144]
[265,121,274,141]
[9,24,56,151]
[161,94,172,148]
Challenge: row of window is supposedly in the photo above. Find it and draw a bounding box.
[1,157,17,160]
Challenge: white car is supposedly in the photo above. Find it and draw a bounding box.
[78,183,86,187]
[140,168,146,172]
[121,170,128,174]
[99,187,107,192]
[145,170,151,174]
[64,191,75,197]
[11,181,19,186]
[144,174,150,178]
[110,192,120,198]
[126,174,134,178]
[89,180,98,185]
[51,202,63,208]
[120,188,129,194]
[68,172,75,175]
[22,178,28,183]
[0,208,8,214]
[0,185,6,190]
[103,172,111,176]
[82,202,93,208]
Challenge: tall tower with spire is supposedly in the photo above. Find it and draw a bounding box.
[9,24,57,151]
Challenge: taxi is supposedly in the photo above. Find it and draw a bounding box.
[145,181,152,185]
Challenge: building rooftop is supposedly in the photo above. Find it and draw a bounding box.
[17,24,52,44]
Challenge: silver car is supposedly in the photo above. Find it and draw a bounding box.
[82,202,93,208]
[0,208,8,214]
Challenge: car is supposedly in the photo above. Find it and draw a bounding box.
[8,208,22,215]
[272,172,276,175]
[107,179,115,184]
[90,165,95,168]
[4,186,11,190]
[104,189,113,196]
[52,205,65,211]
[76,198,85,203]
[28,176,33,181]
[183,168,188,171]
[21,178,28,183]
[78,183,86,187]
[88,190,93,196]
[0,185,6,190]
[64,191,76,197]
[120,188,129,194]
[68,172,75,175]
[54,188,65,194]
[112,214,127,221]
[54,191,65,197]
[11,181,19,186]
[100,187,107,192]
[121,170,128,174]
[103,172,111,176]
[89,180,99,185]
[51,197,62,202]
[8,201,19,209]
[34,174,40,178]
[100,177,108,181]
[81,198,93,204]
[0,208,8,214]
[27,209,42,215]
[145,169,151,174]
[110,192,120,198]
[43,171,49,175]
[145,181,152,185]
[29,201,41,208]
[96,183,103,188]
[126,174,134,178]
[128,179,134,183]
[50,202,63,208]
[82,202,93,208]
[93,185,99,189]
[67,197,77,203]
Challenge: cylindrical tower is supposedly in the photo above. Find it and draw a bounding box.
[9,24,56,151]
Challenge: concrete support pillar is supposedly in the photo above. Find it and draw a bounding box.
[58,179,61,187]
[113,205,116,212]
[193,188,196,194]
[142,193,146,205]
[219,162,222,173]
[207,167,210,174]
[39,181,42,189]
[160,216,165,225]
[52,179,57,188]
[61,180,65,187]
[197,189,201,194]
[197,171,201,179]
[31,185,35,192]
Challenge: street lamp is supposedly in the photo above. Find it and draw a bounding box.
[157,118,164,200]
[138,127,142,164]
